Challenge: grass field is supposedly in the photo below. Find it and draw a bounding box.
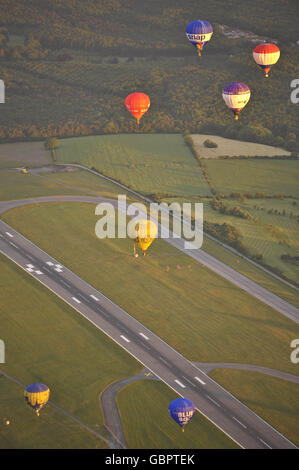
[0,253,242,449]
[116,380,238,449]
[0,168,137,202]
[2,202,299,376]
[191,134,290,159]
[0,253,141,447]
[201,197,299,283]
[204,159,299,198]
[0,142,50,169]
[55,134,212,197]
[210,369,299,447]
[0,377,105,449]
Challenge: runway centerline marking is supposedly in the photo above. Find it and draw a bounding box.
[194,376,206,385]
[258,437,272,449]
[9,241,18,249]
[174,379,186,389]
[90,295,99,301]
[120,335,130,343]
[159,356,169,366]
[139,332,149,340]
[5,232,13,238]
[72,297,81,304]
[207,395,221,407]
[232,416,247,429]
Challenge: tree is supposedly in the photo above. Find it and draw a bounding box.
[44,138,59,162]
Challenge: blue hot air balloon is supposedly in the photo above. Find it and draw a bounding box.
[24,383,50,416]
[222,82,251,120]
[186,20,213,56]
[168,398,195,432]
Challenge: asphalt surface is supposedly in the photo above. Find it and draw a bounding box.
[0,209,297,449]
[1,195,298,324]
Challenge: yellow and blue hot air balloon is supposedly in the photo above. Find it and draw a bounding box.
[133,219,157,257]
[24,383,50,416]
[186,20,213,56]
[168,398,195,432]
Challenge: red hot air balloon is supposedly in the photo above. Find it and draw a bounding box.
[253,43,280,78]
[125,92,150,125]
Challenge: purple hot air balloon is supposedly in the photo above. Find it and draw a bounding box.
[222,82,251,120]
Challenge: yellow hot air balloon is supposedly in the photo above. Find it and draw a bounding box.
[24,383,50,416]
[134,219,157,257]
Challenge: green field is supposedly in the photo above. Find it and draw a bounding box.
[0,253,141,448]
[55,134,212,197]
[210,369,299,447]
[0,253,242,449]
[204,159,299,198]
[0,377,105,449]
[0,141,50,169]
[0,168,137,202]
[201,197,299,283]
[2,202,299,376]
[116,380,238,449]
[191,134,290,158]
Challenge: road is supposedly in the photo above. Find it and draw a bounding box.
[1,195,298,324]
[0,203,297,448]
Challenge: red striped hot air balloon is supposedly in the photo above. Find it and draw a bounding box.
[253,43,280,78]
[125,92,150,125]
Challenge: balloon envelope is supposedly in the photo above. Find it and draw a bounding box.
[135,219,157,253]
[125,92,150,125]
[186,20,213,55]
[168,398,195,428]
[253,43,280,77]
[24,383,50,415]
[222,82,251,120]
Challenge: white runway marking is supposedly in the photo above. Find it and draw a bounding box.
[60,280,71,288]
[46,261,54,266]
[9,241,18,249]
[26,268,34,272]
[90,295,99,301]
[26,264,34,268]
[159,356,169,366]
[5,232,13,238]
[194,376,206,385]
[232,416,247,429]
[35,270,43,275]
[258,437,272,449]
[139,332,149,340]
[120,335,130,343]
[54,268,63,272]
[55,264,63,269]
[72,297,81,304]
[174,379,186,389]
[207,395,221,407]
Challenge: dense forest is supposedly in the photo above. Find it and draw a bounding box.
[0,0,298,150]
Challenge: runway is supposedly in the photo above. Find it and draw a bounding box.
[0,211,297,449]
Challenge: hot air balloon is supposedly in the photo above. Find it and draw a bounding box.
[222,82,251,120]
[185,20,213,56]
[253,43,280,78]
[168,398,195,432]
[24,383,50,416]
[125,92,150,125]
[133,219,157,257]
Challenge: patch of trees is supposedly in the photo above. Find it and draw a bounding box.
[281,254,299,265]
[210,197,253,220]
[203,139,218,148]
